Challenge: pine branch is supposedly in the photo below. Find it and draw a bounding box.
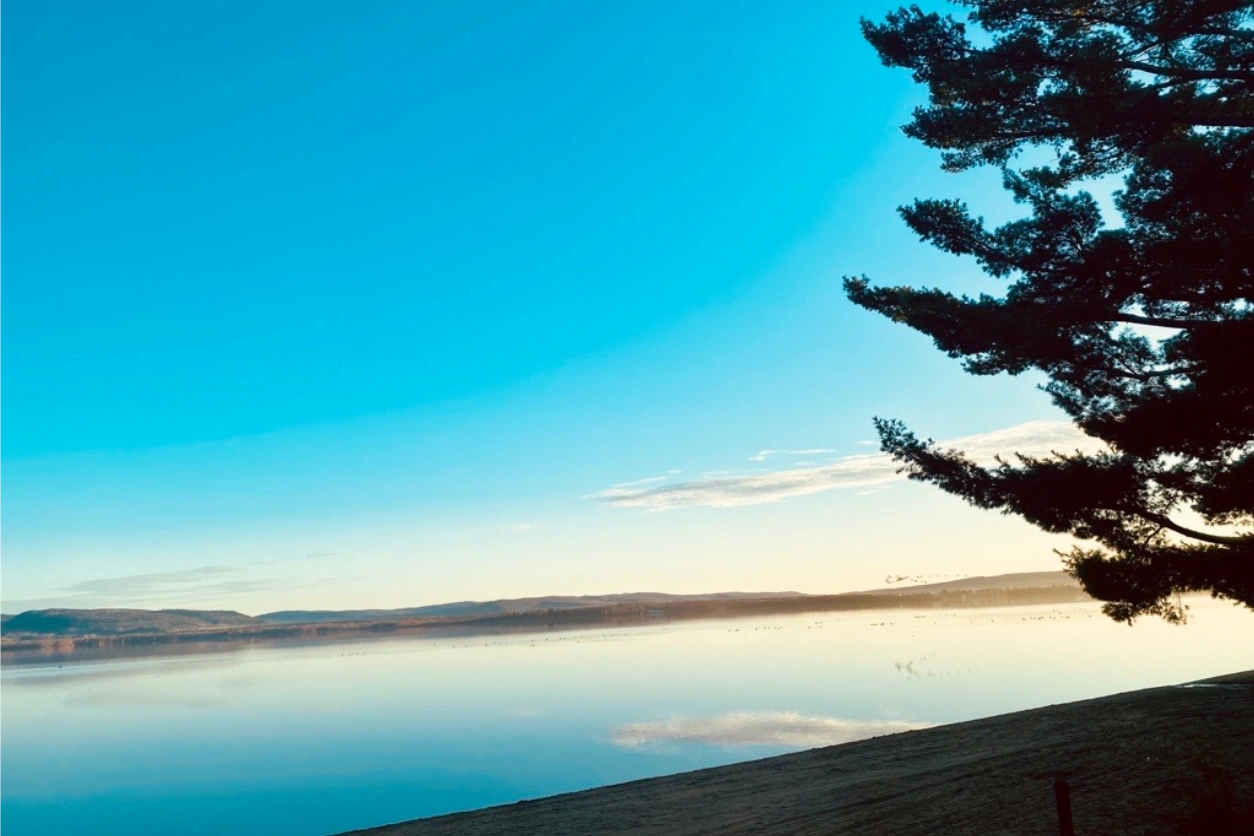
[1116,61,1254,82]
[1123,509,1253,546]
[1104,313,1225,328]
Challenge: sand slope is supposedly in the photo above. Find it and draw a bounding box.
[342,672,1253,836]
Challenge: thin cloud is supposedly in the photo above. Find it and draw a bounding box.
[61,565,240,598]
[511,523,539,533]
[749,448,837,462]
[3,565,344,612]
[611,711,929,749]
[302,552,345,562]
[594,420,1101,510]
[613,475,672,488]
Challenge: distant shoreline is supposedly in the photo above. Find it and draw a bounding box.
[339,671,1254,836]
[1,572,1090,664]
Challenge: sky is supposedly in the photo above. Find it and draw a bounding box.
[3,0,1091,614]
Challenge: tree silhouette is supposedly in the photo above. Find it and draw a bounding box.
[846,0,1253,622]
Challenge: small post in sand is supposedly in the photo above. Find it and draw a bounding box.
[1054,779,1075,836]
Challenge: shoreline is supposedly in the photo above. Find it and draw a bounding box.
[340,671,1254,836]
[1,583,1090,665]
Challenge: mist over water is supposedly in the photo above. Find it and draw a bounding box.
[3,599,1250,836]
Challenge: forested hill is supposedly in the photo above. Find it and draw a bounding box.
[258,590,809,625]
[1,609,257,636]
[1,571,1081,640]
[864,571,1075,594]
[261,572,1076,623]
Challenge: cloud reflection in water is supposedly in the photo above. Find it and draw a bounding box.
[612,711,930,750]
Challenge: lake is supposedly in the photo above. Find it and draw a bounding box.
[3,599,1251,836]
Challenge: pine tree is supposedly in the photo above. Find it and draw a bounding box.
[846,0,1254,622]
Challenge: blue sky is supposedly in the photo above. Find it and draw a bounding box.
[4,0,1082,613]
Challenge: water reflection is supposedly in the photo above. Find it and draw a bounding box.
[612,712,929,749]
[2,599,1251,836]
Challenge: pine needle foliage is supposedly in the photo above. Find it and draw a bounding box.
[846,0,1254,622]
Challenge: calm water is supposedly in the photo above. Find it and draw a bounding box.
[3,600,1251,836]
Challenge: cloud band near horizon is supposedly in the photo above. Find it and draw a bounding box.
[593,420,1101,510]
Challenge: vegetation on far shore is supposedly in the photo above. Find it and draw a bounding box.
[1,571,1090,657]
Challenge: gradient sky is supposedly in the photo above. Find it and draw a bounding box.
[4,0,1087,614]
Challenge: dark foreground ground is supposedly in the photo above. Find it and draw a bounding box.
[341,671,1253,836]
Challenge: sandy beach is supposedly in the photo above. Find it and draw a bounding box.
[342,671,1254,836]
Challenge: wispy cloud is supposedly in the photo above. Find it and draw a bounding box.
[510,523,539,533]
[302,552,345,562]
[58,565,248,601]
[594,420,1100,510]
[749,448,837,462]
[613,475,672,488]
[611,711,929,749]
[2,565,344,612]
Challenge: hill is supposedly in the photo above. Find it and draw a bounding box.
[258,591,808,624]
[258,572,1075,624]
[0,571,1087,651]
[0,608,256,637]
[863,571,1073,595]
